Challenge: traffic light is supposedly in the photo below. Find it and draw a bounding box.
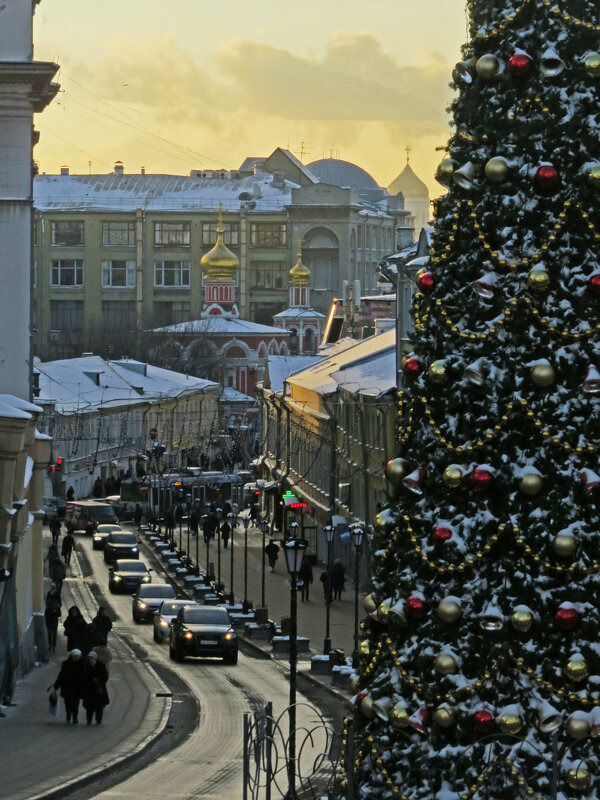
[56,457,63,473]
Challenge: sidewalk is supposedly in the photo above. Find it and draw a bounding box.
[0,533,172,800]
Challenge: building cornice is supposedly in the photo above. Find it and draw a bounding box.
[0,61,59,112]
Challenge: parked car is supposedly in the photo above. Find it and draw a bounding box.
[42,497,67,524]
[169,605,238,664]
[108,559,151,593]
[104,531,139,563]
[65,500,118,531]
[132,583,177,623]
[153,599,198,642]
[92,523,122,551]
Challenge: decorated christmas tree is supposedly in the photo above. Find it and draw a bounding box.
[344,2,600,798]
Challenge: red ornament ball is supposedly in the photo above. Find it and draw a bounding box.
[536,165,560,191]
[403,357,421,380]
[434,526,453,544]
[472,466,494,491]
[555,605,579,631]
[508,52,532,77]
[405,595,426,620]
[416,270,435,295]
[473,708,495,732]
[588,273,600,295]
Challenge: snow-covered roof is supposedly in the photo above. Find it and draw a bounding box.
[36,355,217,414]
[0,394,43,416]
[265,355,324,392]
[286,329,396,398]
[273,307,326,319]
[34,172,296,212]
[360,294,396,302]
[156,317,286,336]
[220,387,256,403]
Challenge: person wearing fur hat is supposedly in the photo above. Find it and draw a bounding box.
[81,650,109,724]
[53,649,84,723]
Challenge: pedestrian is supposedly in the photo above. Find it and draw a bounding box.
[299,558,313,602]
[50,518,61,545]
[82,651,109,724]
[94,641,113,674]
[189,508,199,538]
[92,477,104,498]
[220,520,231,549]
[320,569,332,603]
[133,503,143,529]
[49,558,66,595]
[44,585,61,652]
[331,559,346,601]
[265,539,280,571]
[249,503,258,523]
[63,605,88,652]
[61,530,75,566]
[164,508,175,539]
[92,606,113,642]
[53,649,84,723]
[66,486,75,502]
[85,519,96,537]
[45,543,60,573]
[65,519,75,536]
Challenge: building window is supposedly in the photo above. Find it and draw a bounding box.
[51,221,84,247]
[289,328,298,355]
[202,222,239,246]
[102,221,135,247]
[102,301,137,330]
[152,301,190,327]
[251,261,287,289]
[250,223,287,246]
[50,299,84,330]
[51,259,84,287]
[154,221,191,246]
[154,260,190,288]
[102,260,136,288]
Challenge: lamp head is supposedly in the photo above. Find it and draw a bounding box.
[351,525,364,549]
[324,524,335,544]
[283,537,307,576]
[242,516,250,530]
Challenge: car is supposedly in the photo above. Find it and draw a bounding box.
[43,497,67,524]
[169,605,238,664]
[153,599,198,642]
[104,531,139,563]
[65,500,119,531]
[108,559,151,593]
[92,523,122,550]
[132,583,177,622]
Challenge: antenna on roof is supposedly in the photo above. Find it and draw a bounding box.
[297,141,312,163]
[405,144,412,164]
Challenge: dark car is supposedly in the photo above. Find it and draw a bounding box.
[132,583,177,623]
[92,523,122,551]
[108,559,151,593]
[104,531,139,563]
[153,599,198,642]
[43,497,67,524]
[169,605,238,664]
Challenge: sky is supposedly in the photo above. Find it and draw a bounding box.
[33,0,467,195]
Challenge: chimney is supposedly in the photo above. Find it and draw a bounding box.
[60,166,69,176]
[141,166,145,175]
[114,161,124,175]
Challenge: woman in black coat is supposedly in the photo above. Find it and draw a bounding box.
[63,606,88,652]
[54,649,84,723]
[81,651,109,724]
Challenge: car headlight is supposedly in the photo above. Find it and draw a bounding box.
[142,575,151,582]
[132,547,138,552]
[225,631,237,640]
[113,575,122,581]
[93,536,102,542]
[160,619,169,628]
[137,601,147,608]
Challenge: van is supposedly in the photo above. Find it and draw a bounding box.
[65,500,119,532]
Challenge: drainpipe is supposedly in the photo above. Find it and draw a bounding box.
[357,396,370,528]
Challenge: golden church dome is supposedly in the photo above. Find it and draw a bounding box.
[200,210,239,282]
[289,249,310,286]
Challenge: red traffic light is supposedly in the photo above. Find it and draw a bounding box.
[56,457,63,465]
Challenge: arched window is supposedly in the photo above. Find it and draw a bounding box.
[304,328,314,354]
[289,327,298,355]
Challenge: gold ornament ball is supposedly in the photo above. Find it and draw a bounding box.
[373,512,387,531]
[553,533,577,558]
[435,158,456,188]
[360,696,375,719]
[363,593,378,614]
[531,363,555,387]
[519,471,543,495]
[443,464,464,489]
[584,51,600,78]
[566,655,589,683]
[499,712,524,735]
[377,600,391,624]
[433,705,457,728]
[476,54,501,79]
[567,766,591,791]
[437,598,462,624]
[485,157,509,183]
[359,639,370,656]
[434,652,458,676]
[511,608,534,633]
[588,164,600,187]
[385,457,410,486]
[428,361,448,384]
[566,715,590,740]
[390,703,409,729]
[527,266,550,294]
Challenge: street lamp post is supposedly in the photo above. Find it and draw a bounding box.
[351,525,364,668]
[185,492,191,568]
[242,515,250,612]
[209,507,221,581]
[229,512,235,603]
[282,535,307,800]
[323,524,335,654]
[194,498,201,576]
[178,499,183,553]
[260,517,269,608]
